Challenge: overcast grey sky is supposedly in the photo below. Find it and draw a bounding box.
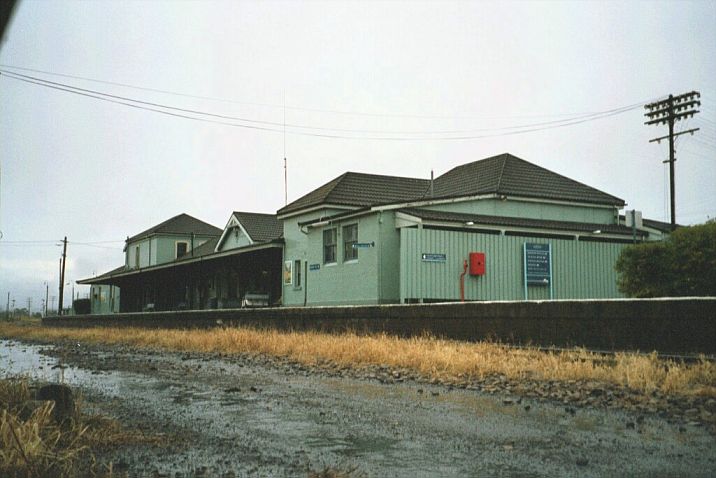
[1,0,714,312]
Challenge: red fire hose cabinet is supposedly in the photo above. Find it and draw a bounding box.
[469,252,485,276]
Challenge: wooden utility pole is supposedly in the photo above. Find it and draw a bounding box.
[644,91,701,229]
[58,236,67,315]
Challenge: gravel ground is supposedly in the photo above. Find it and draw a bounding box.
[2,339,715,477]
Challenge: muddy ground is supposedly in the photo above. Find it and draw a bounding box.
[1,339,715,477]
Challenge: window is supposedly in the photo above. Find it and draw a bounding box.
[294,260,301,288]
[135,246,140,268]
[176,241,188,258]
[343,224,358,261]
[283,260,293,285]
[323,228,337,264]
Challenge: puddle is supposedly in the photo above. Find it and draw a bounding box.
[305,433,399,458]
[0,340,150,399]
[1,339,714,478]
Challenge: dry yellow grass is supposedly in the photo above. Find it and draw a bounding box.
[0,377,162,478]
[1,322,714,397]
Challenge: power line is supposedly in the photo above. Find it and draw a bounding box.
[0,69,650,136]
[0,63,641,121]
[0,239,124,250]
[0,239,123,244]
[0,70,648,142]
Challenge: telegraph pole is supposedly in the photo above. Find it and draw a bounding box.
[58,236,67,315]
[644,91,701,229]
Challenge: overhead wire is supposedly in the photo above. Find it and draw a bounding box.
[0,63,637,121]
[0,239,124,250]
[0,69,649,135]
[0,70,649,141]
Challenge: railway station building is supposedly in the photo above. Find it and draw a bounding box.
[278,153,669,306]
[79,153,670,313]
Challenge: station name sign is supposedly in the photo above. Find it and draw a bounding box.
[422,253,447,262]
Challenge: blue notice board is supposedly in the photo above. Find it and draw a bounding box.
[523,243,553,299]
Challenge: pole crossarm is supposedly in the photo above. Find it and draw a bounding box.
[645,110,700,125]
[648,127,700,144]
[645,91,700,109]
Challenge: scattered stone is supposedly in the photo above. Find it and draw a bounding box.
[37,383,76,425]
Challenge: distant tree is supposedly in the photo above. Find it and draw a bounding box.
[615,221,716,297]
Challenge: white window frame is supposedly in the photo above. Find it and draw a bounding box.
[343,223,358,262]
[323,228,337,264]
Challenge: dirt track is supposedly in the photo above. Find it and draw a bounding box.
[2,339,715,477]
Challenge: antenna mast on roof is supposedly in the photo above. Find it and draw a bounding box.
[283,91,287,206]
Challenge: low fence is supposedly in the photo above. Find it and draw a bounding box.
[43,298,716,355]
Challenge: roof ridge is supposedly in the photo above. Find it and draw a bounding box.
[507,155,624,203]
[127,213,187,241]
[233,210,277,217]
[495,153,509,191]
[343,170,427,182]
[328,172,350,193]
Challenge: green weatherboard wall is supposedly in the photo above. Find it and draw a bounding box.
[282,210,401,306]
[283,209,628,306]
[400,227,626,301]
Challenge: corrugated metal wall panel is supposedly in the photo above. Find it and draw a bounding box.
[400,228,627,301]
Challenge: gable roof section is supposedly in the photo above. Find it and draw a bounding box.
[277,172,430,216]
[232,211,283,243]
[433,153,625,206]
[126,213,222,244]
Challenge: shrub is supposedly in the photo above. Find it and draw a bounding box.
[616,221,716,297]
